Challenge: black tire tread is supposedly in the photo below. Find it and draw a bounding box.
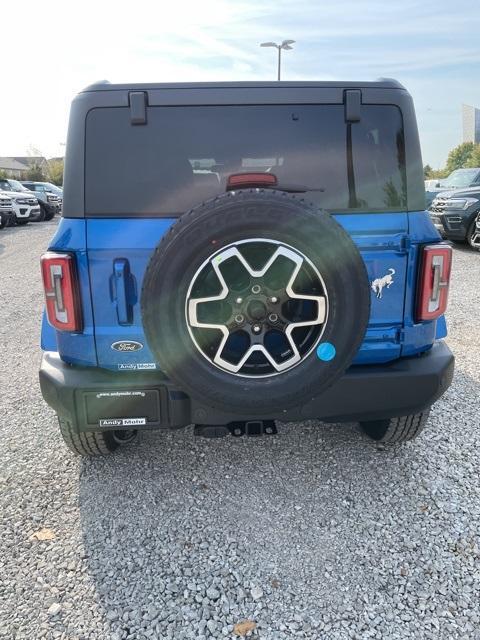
[141,189,370,414]
[360,410,430,444]
[467,219,480,250]
[58,417,118,457]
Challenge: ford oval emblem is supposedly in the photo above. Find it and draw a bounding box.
[111,340,144,352]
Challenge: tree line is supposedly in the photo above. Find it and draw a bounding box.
[424,142,480,179]
[0,158,64,185]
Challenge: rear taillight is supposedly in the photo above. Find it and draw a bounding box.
[41,252,82,332]
[416,244,452,322]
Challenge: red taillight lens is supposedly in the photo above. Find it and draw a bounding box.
[226,172,277,190]
[41,252,82,332]
[416,244,452,322]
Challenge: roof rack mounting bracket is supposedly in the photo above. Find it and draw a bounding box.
[344,89,362,122]
[129,91,147,125]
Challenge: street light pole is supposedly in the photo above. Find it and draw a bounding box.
[260,40,295,81]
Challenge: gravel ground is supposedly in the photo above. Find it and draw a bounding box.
[0,221,479,640]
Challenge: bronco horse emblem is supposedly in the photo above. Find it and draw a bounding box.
[371,268,395,299]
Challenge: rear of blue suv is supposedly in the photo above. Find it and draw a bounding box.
[39,80,454,456]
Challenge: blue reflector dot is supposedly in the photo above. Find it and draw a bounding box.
[316,342,336,361]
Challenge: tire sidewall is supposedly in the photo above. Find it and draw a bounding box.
[467,218,480,250]
[142,191,370,414]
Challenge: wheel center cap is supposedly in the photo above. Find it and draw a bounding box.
[247,299,267,321]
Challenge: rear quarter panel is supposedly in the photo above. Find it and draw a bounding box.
[43,211,446,371]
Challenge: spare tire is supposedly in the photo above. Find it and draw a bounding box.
[142,190,370,415]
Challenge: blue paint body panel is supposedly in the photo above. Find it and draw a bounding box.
[335,212,409,363]
[41,312,57,351]
[85,218,175,370]
[435,316,447,340]
[41,210,449,372]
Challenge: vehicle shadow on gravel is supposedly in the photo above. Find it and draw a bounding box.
[77,369,478,638]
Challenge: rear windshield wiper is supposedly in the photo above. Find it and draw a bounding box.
[270,183,325,193]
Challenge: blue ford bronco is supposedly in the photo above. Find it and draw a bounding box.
[39,79,454,456]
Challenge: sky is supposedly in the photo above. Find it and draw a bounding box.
[2,0,479,168]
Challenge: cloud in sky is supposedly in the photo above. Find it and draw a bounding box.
[1,0,479,166]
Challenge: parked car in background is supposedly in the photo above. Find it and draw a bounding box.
[0,179,41,224]
[21,181,61,218]
[429,186,480,249]
[0,192,15,228]
[425,167,480,207]
[35,181,63,198]
[42,182,63,210]
[425,178,441,191]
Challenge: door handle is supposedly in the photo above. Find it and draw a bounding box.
[112,259,134,325]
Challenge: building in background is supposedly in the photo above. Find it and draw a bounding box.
[0,157,30,178]
[462,104,480,144]
[0,156,48,178]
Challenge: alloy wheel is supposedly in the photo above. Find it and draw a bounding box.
[185,239,328,377]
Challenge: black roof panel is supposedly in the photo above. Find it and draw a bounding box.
[81,78,405,92]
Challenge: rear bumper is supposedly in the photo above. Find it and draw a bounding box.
[39,342,454,432]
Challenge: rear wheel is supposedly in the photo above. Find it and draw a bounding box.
[58,416,137,456]
[360,409,430,444]
[467,219,480,251]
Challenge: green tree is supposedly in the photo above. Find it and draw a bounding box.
[445,142,475,174]
[427,168,448,179]
[423,164,433,178]
[47,158,64,186]
[466,144,480,168]
[25,162,46,181]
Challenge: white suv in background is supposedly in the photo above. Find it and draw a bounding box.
[0,179,42,224]
[0,192,15,228]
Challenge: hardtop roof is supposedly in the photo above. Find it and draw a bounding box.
[81,78,406,92]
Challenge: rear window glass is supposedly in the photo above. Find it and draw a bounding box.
[85,104,406,216]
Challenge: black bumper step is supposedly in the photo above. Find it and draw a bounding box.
[39,343,454,433]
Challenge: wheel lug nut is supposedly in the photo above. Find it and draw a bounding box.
[235,314,244,324]
[270,296,278,304]
[235,297,243,304]
[251,285,261,294]
[268,313,278,323]
[252,324,261,333]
